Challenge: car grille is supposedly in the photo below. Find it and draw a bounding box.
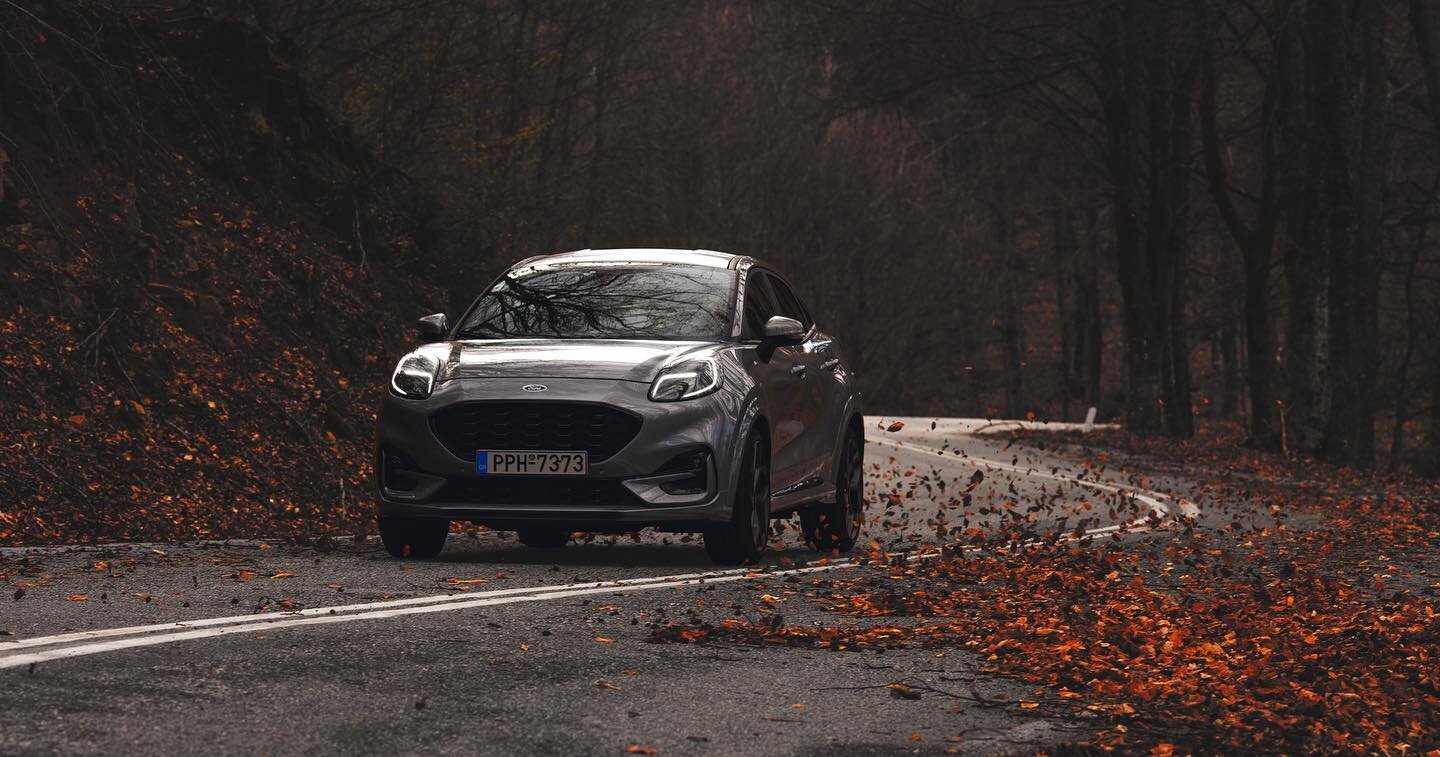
[433,477,645,508]
[428,402,642,462]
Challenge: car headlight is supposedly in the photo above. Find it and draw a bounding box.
[391,351,442,399]
[649,357,719,401]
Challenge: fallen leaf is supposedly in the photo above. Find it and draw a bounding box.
[887,682,921,700]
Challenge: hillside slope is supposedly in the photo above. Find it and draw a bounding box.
[0,3,449,543]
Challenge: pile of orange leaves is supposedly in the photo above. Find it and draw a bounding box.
[653,433,1440,752]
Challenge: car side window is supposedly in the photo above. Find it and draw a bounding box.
[741,271,780,340]
[767,275,811,329]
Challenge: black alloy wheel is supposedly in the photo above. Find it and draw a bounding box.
[801,428,865,552]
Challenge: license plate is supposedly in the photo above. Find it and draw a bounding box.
[477,450,588,476]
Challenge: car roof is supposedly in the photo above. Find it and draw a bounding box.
[516,248,747,270]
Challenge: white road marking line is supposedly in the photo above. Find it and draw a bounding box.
[2,435,1189,670]
[0,565,782,652]
[869,437,1198,520]
[0,562,862,670]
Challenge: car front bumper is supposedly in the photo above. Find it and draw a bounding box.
[375,377,744,531]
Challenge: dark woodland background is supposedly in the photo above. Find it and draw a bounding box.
[1,0,1437,541]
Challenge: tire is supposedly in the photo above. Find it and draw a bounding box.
[704,432,771,565]
[801,428,865,553]
[378,516,449,559]
[516,527,571,549]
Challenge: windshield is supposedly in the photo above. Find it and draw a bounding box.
[455,264,737,340]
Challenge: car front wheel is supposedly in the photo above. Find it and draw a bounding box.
[704,432,771,565]
[378,516,449,559]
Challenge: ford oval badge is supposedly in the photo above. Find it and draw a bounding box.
[522,384,548,393]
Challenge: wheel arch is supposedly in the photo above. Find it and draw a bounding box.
[818,396,865,493]
[749,413,771,451]
[846,411,865,443]
[717,397,770,522]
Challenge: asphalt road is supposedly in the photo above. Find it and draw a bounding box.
[0,418,1197,755]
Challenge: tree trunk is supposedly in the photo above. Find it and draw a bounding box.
[1279,0,1336,455]
[1281,217,1330,454]
[1054,207,1075,422]
[1428,357,1440,477]
[1241,248,1276,442]
[1407,0,1440,474]
[1307,0,1385,467]
[993,176,1026,419]
[1097,0,1197,437]
[1052,204,1104,422]
[1198,0,1285,446]
[1218,309,1240,418]
[1389,212,1427,471]
[582,2,622,247]
[1080,208,1104,413]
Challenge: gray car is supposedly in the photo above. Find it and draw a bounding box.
[375,248,865,565]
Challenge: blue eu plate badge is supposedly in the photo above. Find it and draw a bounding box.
[476,451,489,474]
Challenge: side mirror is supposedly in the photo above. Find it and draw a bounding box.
[416,313,448,343]
[758,315,805,361]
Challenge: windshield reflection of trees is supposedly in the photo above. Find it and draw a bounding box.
[457,267,732,340]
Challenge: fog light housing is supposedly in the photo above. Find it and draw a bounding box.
[657,449,710,495]
[382,449,420,492]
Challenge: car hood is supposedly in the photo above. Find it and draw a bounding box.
[441,339,719,383]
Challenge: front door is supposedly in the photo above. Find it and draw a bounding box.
[765,274,828,490]
[740,270,808,494]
